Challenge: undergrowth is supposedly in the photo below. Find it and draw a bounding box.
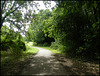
[1,42,39,75]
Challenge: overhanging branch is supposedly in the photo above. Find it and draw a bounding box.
[2,2,25,26]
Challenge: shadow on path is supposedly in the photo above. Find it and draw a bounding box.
[20,55,70,75]
[54,54,99,75]
[20,47,99,75]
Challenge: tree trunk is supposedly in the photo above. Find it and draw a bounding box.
[0,22,3,36]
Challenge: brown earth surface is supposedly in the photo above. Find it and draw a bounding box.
[1,47,99,75]
[20,47,99,75]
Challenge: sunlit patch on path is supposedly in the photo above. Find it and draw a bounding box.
[20,47,99,75]
[21,47,68,75]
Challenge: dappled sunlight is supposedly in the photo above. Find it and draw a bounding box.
[33,46,54,58]
[20,47,68,75]
[1,0,99,75]
[21,56,67,75]
[58,56,73,67]
[20,46,99,75]
[55,54,99,75]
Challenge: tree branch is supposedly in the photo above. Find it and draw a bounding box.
[1,1,6,10]
[2,2,25,27]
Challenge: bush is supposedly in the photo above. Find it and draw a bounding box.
[50,41,60,49]
[58,45,67,52]
[43,42,49,46]
[1,40,15,51]
[10,40,26,55]
[50,41,65,50]
[1,39,26,55]
[32,42,37,46]
[16,40,26,51]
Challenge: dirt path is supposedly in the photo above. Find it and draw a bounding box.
[20,47,68,75]
[20,47,99,75]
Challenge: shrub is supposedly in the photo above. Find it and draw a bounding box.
[32,42,37,46]
[43,42,49,46]
[1,40,15,51]
[16,40,26,51]
[1,39,26,55]
[50,41,59,49]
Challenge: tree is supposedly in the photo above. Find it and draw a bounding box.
[1,1,24,29]
[25,9,54,45]
[1,1,40,35]
[43,1,100,60]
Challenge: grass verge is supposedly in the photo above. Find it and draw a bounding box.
[1,42,39,75]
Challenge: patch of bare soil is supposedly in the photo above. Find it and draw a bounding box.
[2,47,99,75]
[20,47,69,75]
[54,54,99,75]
